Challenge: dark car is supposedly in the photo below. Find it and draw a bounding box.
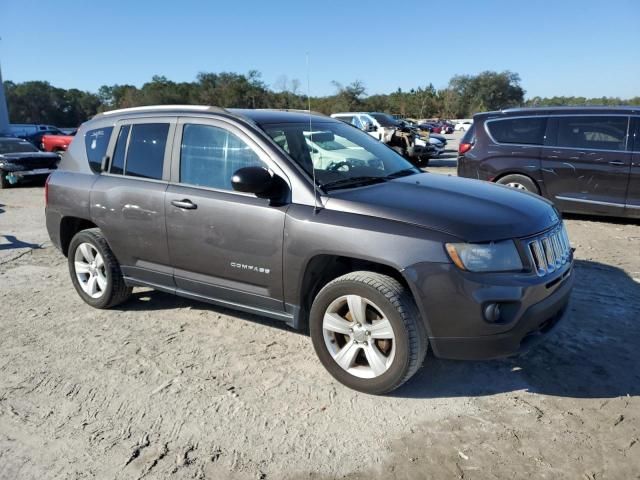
[0,137,60,188]
[457,107,640,218]
[45,106,573,394]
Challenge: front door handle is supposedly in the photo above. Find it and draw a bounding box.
[171,199,197,210]
[608,160,625,166]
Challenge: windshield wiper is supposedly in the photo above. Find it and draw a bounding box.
[322,176,387,191]
[385,168,419,179]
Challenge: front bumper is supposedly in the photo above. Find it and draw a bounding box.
[405,259,574,360]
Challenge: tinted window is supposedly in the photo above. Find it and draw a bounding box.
[85,127,113,173]
[487,117,547,145]
[110,125,130,175]
[370,113,397,127]
[180,124,265,190]
[124,123,169,180]
[555,116,627,151]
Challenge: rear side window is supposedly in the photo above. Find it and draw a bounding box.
[85,127,113,173]
[110,125,130,175]
[180,124,265,190]
[125,124,169,179]
[487,117,547,145]
[109,123,169,180]
[554,116,627,151]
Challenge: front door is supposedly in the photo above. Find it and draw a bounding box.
[541,115,630,216]
[165,118,289,312]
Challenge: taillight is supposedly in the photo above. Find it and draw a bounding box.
[44,174,51,207]
[459,143,473,154]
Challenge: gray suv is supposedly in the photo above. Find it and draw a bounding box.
[45,106,574,394]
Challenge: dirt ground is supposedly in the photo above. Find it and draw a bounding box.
[1,133,639,479]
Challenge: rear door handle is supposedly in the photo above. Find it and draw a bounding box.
[608,161,625,166]
[171,199,197,210]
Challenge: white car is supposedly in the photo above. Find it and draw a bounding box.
[303,131,376,170]
[330,112,397,143]
[454,120,473,132]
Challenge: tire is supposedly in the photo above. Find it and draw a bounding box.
[0,172,9,189]
[310,271,428,394]
[496,174,540,194]
[68,228,132,309]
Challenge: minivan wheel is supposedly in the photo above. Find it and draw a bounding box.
[496,174,540,194]
[310,271,427,394]
[68,228,132,309]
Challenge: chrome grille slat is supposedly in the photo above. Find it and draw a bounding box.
[526,223,571,277]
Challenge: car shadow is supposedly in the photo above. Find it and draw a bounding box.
[393,259,640,399]
[110,258,639,399]
[0,203,4,215]
[0,235,42,251]
[115,289,302,335]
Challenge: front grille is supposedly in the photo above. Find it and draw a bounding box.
[526,223,571,276]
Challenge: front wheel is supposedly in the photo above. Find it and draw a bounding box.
[0,172,10,189]
[68,228,132,308]
[310,272,427,394]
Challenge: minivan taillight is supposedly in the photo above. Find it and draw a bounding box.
[459,143,473,155]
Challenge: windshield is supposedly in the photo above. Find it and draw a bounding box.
[370,113,398,127]
[261,121,418,191]
[0,139,39,154]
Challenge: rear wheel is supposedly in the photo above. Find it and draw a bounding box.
[496,174,540,194]
[0,172,9,189]
[68,228,132,308]
[310,271,427,394]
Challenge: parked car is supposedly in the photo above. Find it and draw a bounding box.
[457,106,640,218]
[41,131,76,154]
[455,120,473,132]
[46,106,574,394]
[0,137,59,188]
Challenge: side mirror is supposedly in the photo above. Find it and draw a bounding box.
[231,166,275,196]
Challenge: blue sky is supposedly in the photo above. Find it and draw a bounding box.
[1,0,638,99]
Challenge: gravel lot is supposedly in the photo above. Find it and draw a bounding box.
[1,132,639,479]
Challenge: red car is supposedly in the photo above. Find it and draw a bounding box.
[41,131,75,153]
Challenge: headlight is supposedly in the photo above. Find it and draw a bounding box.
[445,240,523,272]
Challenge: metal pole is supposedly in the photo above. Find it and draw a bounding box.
[0,63,9,133]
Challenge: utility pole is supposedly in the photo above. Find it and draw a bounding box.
[0,62,9,133]
[0,35,9,133]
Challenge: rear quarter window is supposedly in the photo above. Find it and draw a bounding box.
[486,117,547,145]
[85,127,114,173]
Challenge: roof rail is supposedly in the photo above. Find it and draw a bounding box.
[97,105,228,117]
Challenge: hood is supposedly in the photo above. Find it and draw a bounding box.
[324,173,558,242]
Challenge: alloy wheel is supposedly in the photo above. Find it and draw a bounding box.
[322,295,396,379]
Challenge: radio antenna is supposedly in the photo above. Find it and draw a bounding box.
[307,52,320,213]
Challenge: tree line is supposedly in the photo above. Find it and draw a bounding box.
[4,70,639,127]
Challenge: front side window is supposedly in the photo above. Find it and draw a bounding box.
[555,116,627,151]
[487,117,547,145]
[85,127,113,173]
[180,124,265,190]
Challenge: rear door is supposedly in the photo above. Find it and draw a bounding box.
[541,115,630,215]
[627,116,640,217]
[90,117,176,286]
[165,117,289,312]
